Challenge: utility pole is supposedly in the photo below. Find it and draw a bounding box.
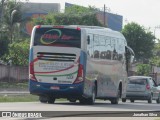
[104,4,106,26]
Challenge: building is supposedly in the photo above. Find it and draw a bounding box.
[65,2,123,31]
[21,2,60,35]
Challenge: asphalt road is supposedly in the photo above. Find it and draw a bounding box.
[0,100,160,120]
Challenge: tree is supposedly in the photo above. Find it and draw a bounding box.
[122,22,155,62]
[32,5,103,26]
[3,39,30,66]
[136,64,151,76]
[3,0,23,43]
[150,41,160,66]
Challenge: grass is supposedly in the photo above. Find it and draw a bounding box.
[0,82,28,90]
[0,82,67,102]
[0,94,67,102]
[0,94,39,102]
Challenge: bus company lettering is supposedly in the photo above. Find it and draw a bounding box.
[38,61,73,70]
[40,29,76,45]
[42,34,59,39]
[42,34,73,40]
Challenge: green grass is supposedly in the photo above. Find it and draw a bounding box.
[0,94,67,102]
[0,82,28,90]
[0,94,39,102]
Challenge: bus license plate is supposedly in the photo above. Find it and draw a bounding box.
[50,86,60,90]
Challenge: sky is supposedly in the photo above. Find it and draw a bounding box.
[29,0,160,38]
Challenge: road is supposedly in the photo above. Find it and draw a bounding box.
[0,100,160,120]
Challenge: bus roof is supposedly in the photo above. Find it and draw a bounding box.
[34,25,112,30]
[33,25,125,39]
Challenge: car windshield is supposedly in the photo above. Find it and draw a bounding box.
[128,78,147,85]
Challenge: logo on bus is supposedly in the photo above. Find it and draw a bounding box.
[40,29,61,45]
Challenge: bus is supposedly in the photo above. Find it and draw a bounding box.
[29,25,134,105]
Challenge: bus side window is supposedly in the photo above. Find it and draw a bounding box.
[87,34,93,57]
[113,49,118,60]
[87,36,90,44]
[106,50,111,59]
[94,50,100,58]
[100,51,106,59]
[93,35,100,59]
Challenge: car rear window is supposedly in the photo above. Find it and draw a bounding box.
[128,78,147,85]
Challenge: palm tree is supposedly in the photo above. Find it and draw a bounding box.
[3,0,23,43]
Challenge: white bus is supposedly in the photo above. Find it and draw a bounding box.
[29,25,134,105]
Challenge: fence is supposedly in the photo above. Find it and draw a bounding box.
[0,65,28,83]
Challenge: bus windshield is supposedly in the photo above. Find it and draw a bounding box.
[34,27,81,48]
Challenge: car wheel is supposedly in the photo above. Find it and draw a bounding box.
[130,99,134,103]
[148,94,152,103]
[156,96,160,104]
[122,98,126,102]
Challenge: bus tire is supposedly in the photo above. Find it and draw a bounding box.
[111,90,120,104]
[122,98,126,102]
[87,86,96,105]
[130,99,134,103]
[48,96,55,104]
[69,99,77,103]
[39,96,48,103]
[79,98,87,104]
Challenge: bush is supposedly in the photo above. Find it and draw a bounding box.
[3,39,30,66]
[136,64,151,76]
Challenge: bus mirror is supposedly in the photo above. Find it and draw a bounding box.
[87,36,90,44]
[130,55,134,63]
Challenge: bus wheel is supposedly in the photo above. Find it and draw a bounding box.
[130,99,134,103]
[111,90,120,104]
[79,98,87,104]
[87,87,96,105]
[39,96,48,103]
[69,99,77,103]
[48,96,55,104]
[122,98,126,102]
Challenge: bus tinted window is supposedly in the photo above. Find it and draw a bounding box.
[34,28,81,48]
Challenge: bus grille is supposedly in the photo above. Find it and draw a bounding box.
[37,52,76,62]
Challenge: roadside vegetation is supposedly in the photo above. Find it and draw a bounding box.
[0,94,39,102]
[0,95,67,102]
[0,82,28,90]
